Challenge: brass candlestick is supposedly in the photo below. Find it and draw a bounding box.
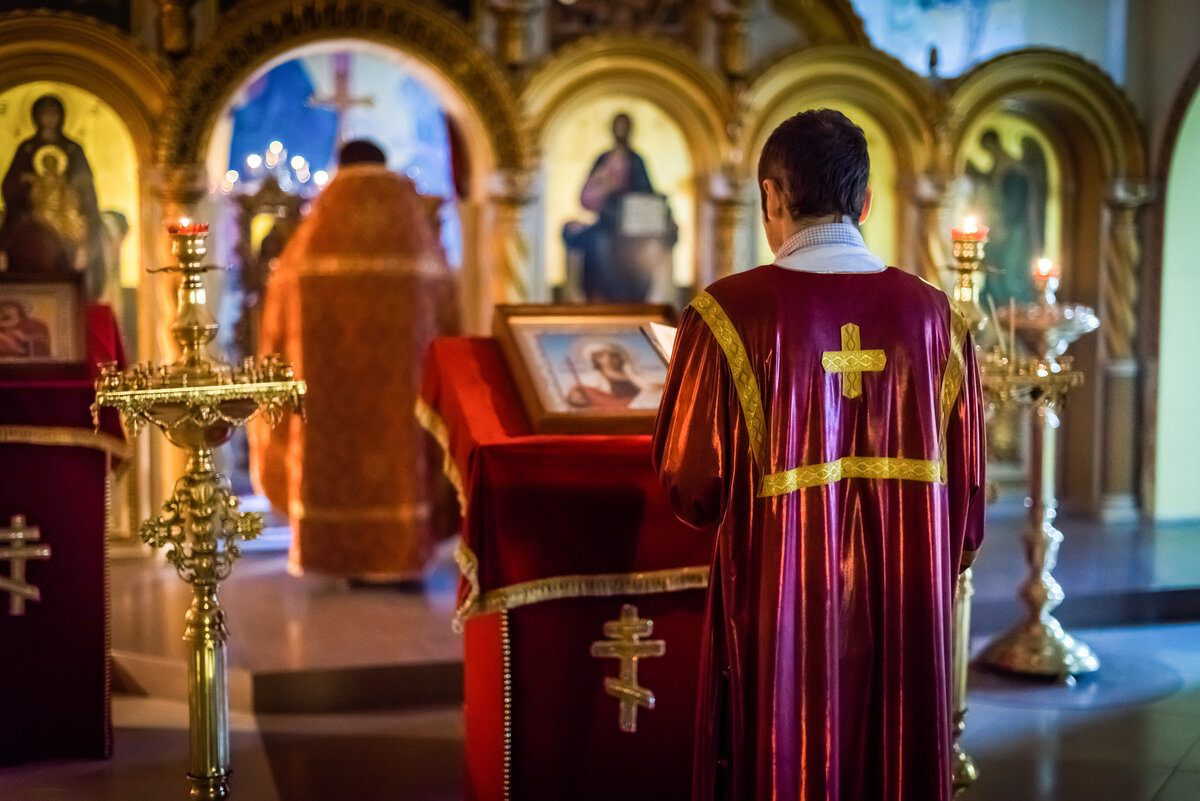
[945,219,990,795]
[94,223,305,799]
[978,266,1100,681]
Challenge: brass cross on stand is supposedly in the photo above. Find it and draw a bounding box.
[590,603,666,733]
[0,515,51,616]
[821,322,886,398]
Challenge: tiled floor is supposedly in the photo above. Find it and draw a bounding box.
[3,499,1200,800]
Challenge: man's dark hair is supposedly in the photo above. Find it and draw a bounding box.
[338,139,387,167]
[758,109,870,221]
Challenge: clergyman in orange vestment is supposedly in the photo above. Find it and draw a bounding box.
[250,141,458,580]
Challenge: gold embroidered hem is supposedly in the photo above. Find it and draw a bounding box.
[459,564,712,622]
[759,456,945,498]
[690,291,767,469]
[299,254,448,277]
[287,500,431,523]
[0,425,131,460]
[414,397,468,516]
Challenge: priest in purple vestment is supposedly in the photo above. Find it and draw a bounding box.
[652,109,986,801]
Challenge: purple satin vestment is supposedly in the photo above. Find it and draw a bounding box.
[653,264,986,801]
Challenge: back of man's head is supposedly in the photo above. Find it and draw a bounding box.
[758,109,870,221]
[338,140,387,167]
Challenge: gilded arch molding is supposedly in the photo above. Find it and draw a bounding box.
[743,45,934,177]
[0,11,170,164]
[521,35,733,174]
[159,0,526,171]
[949,49,1146,179]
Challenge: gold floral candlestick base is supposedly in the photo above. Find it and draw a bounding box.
[94,222,304,799]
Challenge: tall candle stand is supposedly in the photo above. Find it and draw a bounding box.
[945,218,989,796]
[94,223,305,799]
[977,262,1100,680]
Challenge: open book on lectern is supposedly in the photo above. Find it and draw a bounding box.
[640,321,677,367]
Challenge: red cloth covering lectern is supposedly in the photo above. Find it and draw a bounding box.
[0,304,127,764]
[417,337,715,801]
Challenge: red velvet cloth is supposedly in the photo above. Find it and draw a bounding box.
[653,267,987,801]
[420,337,716,801]
[0,308,125,764]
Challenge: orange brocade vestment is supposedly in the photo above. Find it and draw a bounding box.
[249,164,459,579]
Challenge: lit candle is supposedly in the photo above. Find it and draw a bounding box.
[167,220,209,235]
[1033,257,1059,280]
[951,216,989,242]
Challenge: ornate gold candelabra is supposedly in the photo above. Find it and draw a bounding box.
[977,261,1099,681]
[94,223,305,799]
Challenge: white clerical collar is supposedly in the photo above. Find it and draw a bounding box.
[773,221,886,274]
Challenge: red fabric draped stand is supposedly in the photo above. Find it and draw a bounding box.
[0,303,126,764]
[419,337,715,801]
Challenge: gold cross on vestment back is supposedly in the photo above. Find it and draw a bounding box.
[0,515,51,616]
[821,323,886,399]
[590,604,666,733]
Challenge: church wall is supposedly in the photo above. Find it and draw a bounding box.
[1154,86,1200,520]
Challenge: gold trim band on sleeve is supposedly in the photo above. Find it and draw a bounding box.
[0,425,131,460]
[458,564,712,622]
[759,456,945,497]
[414,397,468,516]
[939,308,969,451]
[689,291,768,470]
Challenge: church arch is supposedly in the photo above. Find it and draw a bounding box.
[948,49,1147,516]
[0,12,169,169]
[742,46,934,268]
[0,11,170,531]
[160,0,526,174]
[1148,52,1200,519]
[522,36,733,293]
[164,0,527,333]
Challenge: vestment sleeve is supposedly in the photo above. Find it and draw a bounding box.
[946,329,986,571]
[652,306,732,529]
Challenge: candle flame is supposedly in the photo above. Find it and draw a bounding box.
[963,216,977,234]
[179,217,190,227]
[1036,258,1054,278]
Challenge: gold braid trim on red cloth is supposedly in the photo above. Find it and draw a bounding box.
[939,308,970,468]
[689,291,768,471]
[456,563,712,622]
[0,425,131,460]
[759,456,945,497]
[413,397,467,516]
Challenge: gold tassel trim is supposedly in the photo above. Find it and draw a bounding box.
[0,425,131,460]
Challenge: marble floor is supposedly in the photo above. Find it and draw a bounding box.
[3,499,1200,800]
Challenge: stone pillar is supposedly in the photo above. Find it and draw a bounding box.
[483,169,538,325]
[1099,179,1153,518]
[913,173,952,287]
[711,173,753,281]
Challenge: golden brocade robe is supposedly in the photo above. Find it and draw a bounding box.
[250,164,459,579]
